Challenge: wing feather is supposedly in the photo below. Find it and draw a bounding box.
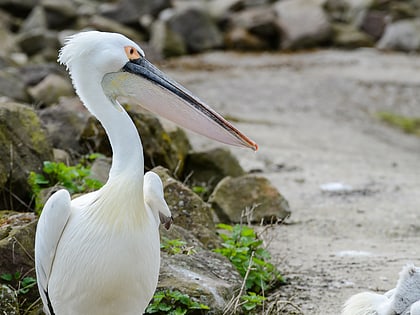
[35,189,72,315]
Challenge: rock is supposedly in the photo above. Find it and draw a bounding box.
[39,97,90,156]
[152,166,220,249]
[88,156,111,184]
[165,7,223,53]
[331,23,374,48]
[27,73,74,107]
[52,148,70,164]
[150,17,187,58]
[20,5,48,33]
[16,29,60,59]
[226,6,281,50]
[83,15,145,44]
[208,0,244,22]
[324,0,373,26]
[0,211,39,312]
[184,148,245,199]
[274,0,332,49]
[209,174,291,224]
[160,223,205,252]
[19,62,64,86]
[100,0,171,26]
[360,10,387,40]
[0,0,38,16]
[0,102,53,210]
[0,211,37,275]
[158,250,242,313]
[41,0,78,29]
[225,26,271,50]
[377,18,420,52]
[0,69,29,102]
[0,284,19,315]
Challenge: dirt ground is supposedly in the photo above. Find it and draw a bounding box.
[164,49,420,314]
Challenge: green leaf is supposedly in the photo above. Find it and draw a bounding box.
[0,273,13,282]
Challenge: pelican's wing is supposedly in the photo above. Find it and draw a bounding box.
[35,189,72,315]
[143,171,172,229]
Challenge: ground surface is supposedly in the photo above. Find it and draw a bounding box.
[163,49,420,314]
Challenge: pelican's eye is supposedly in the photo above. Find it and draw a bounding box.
[124,46,141,60]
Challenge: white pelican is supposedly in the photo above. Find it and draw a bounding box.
[35,31,257,315]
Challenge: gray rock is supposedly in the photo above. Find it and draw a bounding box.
[209,174,291,224]
[150,18,187,58]
[166,7,223,53]
[20,62,64,86]
[100,0,170,25]
[360,10,387,40]
[39,97,89,156]
[0,102,53,210]
[274,0,332,49]
[225,26,272,50]
[377,18,420,52]
[0,69,29,102]
[324,0,373,27]
[41,0,77,29]
[152,166,221,249]
[208,0,244,21]
[17,29,60,60]
[88,156,111,184]
[20,5,48,33]
[226,6,281,50]
[184,148,245,199]
[28,73,74,107]
[158,250,242,313]
[0,0,38,15]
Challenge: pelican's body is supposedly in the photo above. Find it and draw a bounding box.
[35,31,256,315]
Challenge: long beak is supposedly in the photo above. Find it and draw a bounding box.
[101,57,258,151]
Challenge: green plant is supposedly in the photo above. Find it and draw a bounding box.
[28,154,104,212]
[241,292,266,311]
[160,237,195,255]
[1,271,37,296]
[214,224,283,294]
[145,289,209,315]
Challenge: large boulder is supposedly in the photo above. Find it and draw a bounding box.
[158,250,242,313]
[0,102,53,210]
[274,0,332,49]
[0,69,29,102]
[27,73,74,107]
[209,174,291,224]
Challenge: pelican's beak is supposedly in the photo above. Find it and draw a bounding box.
[101,57,258,151]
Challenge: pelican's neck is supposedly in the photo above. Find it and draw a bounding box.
[71,68,144,181]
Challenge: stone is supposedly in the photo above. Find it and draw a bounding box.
[360,10,387,40]
[183,148,245,199]
[331,23,374,48]
[16,29,60,59]
[19,62,64,86]
[88,156,111,184]
[324,0,373,26]
[225,27,273,51]
[209,174,291,224]
[274,0,332,49]
[0,211,39,311]
[158,250,242,312]
[0,102,53,210]
[208,0,244,22]
[41,0,77,29]
[227,6,281,49]
[0,69,29,102]
[152,166,221,249]
[83,15,145,44]
[28,73,74,107]
[39,97,89,156]
[100,0,170,26]
[377,18,420,52]
[0,284,19,315]
[150,18,187,58]
[166,7,223,53]
[20,5,48,33]
[0,0,38,16]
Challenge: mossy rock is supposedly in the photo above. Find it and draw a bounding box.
[0,102,53,210]
[209,174,291,224]
[152,166,220,249]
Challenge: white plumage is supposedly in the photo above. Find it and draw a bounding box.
[35,31,257,315]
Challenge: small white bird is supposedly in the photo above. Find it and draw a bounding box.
[35,31,257,315]
[342,264,420,315]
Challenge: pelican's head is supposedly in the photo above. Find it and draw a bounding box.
[59,31,257,151]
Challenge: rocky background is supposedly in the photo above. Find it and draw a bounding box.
[0,0,420,314]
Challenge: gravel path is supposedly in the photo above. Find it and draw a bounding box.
[165,49,420,314]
